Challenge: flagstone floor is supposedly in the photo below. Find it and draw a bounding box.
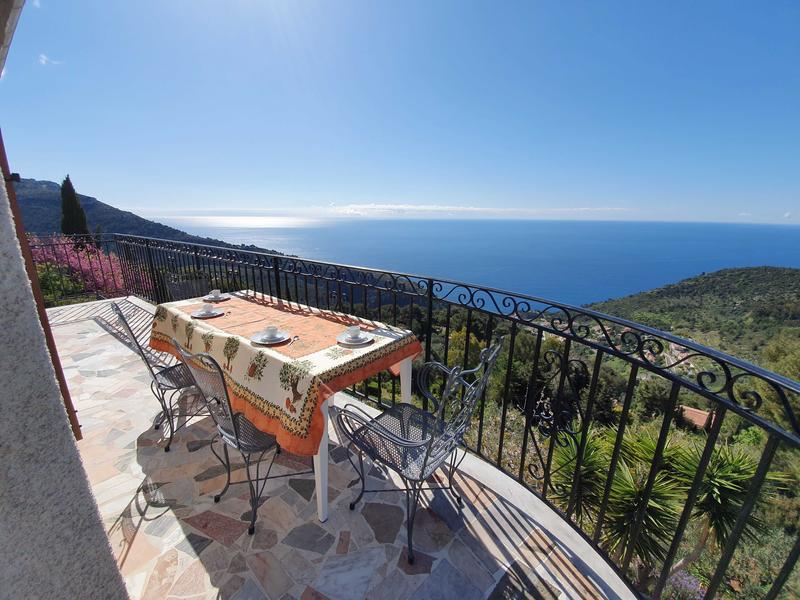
[49,298,632,600]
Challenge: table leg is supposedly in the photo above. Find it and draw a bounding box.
[313,399,329,522]
[399,357,412,404]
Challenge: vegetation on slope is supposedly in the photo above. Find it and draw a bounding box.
[590,267,800,364]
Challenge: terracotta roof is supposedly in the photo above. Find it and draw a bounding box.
[679,405,712,429]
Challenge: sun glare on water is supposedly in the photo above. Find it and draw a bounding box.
[176,215,320,229]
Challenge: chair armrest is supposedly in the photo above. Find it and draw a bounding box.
[333,404,432,450]
[416,361,456,414]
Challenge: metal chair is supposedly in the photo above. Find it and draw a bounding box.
[333,338,504,563]
[111,302,205,451]
[173,340,313,534]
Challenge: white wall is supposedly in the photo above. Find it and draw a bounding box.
[0,181,129,599]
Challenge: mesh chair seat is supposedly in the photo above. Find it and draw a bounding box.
[172,340,306,535]
[154,363,195,391]
[349,404,444,481]
[217,414,277,454]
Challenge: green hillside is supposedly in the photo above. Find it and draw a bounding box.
[590,267,800,363]
[13,178,281,254]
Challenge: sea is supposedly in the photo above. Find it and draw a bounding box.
[154,219,800,307]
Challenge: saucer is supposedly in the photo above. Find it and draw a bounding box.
[203,293,231,303]
[251,331,290,345]
[336,331,374,347]
[191,308,224,319]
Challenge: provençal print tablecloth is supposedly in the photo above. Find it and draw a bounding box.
[149,292,421,455]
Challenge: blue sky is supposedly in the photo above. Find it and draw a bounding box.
[1,1,798,223]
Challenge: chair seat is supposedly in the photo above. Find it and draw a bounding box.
[154,363,195,391]
[350,404,443,482]
[218,414,277,454]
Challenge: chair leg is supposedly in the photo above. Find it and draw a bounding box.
[349,451,366,510]
[447,450,463,507]
[244,450,274,536]
[164,390,178,452]
[214,443,232,503]
[151,382,168,431]
[242,454,258,535]
[404,479,422,565]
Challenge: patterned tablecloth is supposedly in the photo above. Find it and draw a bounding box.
[149,292,421,455]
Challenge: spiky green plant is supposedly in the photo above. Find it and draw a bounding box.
[549,430,606,530]
[668,442,783,577]
[602,460,681,568]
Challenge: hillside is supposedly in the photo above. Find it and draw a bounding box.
[590,267,800,362]
[13,178,281,254]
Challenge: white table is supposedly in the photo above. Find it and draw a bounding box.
[313,355,413,522]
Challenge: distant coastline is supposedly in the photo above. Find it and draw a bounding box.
[14,178,800,307]
[152,217,800,306]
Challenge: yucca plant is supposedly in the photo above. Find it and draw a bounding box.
[668,442,783,578]
[549,430,606,529]
[603,460,681,581]
[550,424,784,591]
[551,427,680,584]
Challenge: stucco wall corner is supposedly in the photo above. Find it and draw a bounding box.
[0,181,129,599]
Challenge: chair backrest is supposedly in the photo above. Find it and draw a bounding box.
[111,301,158,383]
[430,337,505,461]
[171,340,240,444]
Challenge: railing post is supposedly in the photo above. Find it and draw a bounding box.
[272,256,282,300]
[421,278,434,410]
[144,241,163,304]
[192,245,201,276]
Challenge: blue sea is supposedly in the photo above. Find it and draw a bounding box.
[155,219,800,306]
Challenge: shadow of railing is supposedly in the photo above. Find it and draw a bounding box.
[48,297,176,368]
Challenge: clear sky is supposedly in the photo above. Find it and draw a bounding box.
[1,1,798,223]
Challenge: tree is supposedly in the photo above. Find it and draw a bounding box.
[60,175,89,236]
[92,224,103,248]
[757,334,800,430]
[223,337,240,371]
[280,360,313,405]
[634,377,674,421]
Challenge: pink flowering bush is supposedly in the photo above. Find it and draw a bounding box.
[27,235,149,300]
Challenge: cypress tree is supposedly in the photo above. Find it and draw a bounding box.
[60,175,89,235]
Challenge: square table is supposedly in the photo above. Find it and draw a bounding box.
[149,291,421,521]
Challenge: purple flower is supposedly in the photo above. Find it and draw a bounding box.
[665,572,705,600]
[28,235,152,297]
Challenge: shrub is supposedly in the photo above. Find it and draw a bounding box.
[28,235,133,300]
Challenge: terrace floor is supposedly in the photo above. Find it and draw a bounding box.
[49,298,632,600]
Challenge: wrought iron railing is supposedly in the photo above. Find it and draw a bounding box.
[30,233,800,598]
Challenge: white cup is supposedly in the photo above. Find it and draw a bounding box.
[346,325,361,340]
[264,325,279,339]
[202,303,214,314]
[211,289,221,298]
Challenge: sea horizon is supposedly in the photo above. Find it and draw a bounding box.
[147,218,800,307]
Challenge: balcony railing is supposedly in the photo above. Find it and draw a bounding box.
[29,233,800,599]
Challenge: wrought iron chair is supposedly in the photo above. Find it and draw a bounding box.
[333,338,504,564]
[111,302,205,452]
[173,341,313,534]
